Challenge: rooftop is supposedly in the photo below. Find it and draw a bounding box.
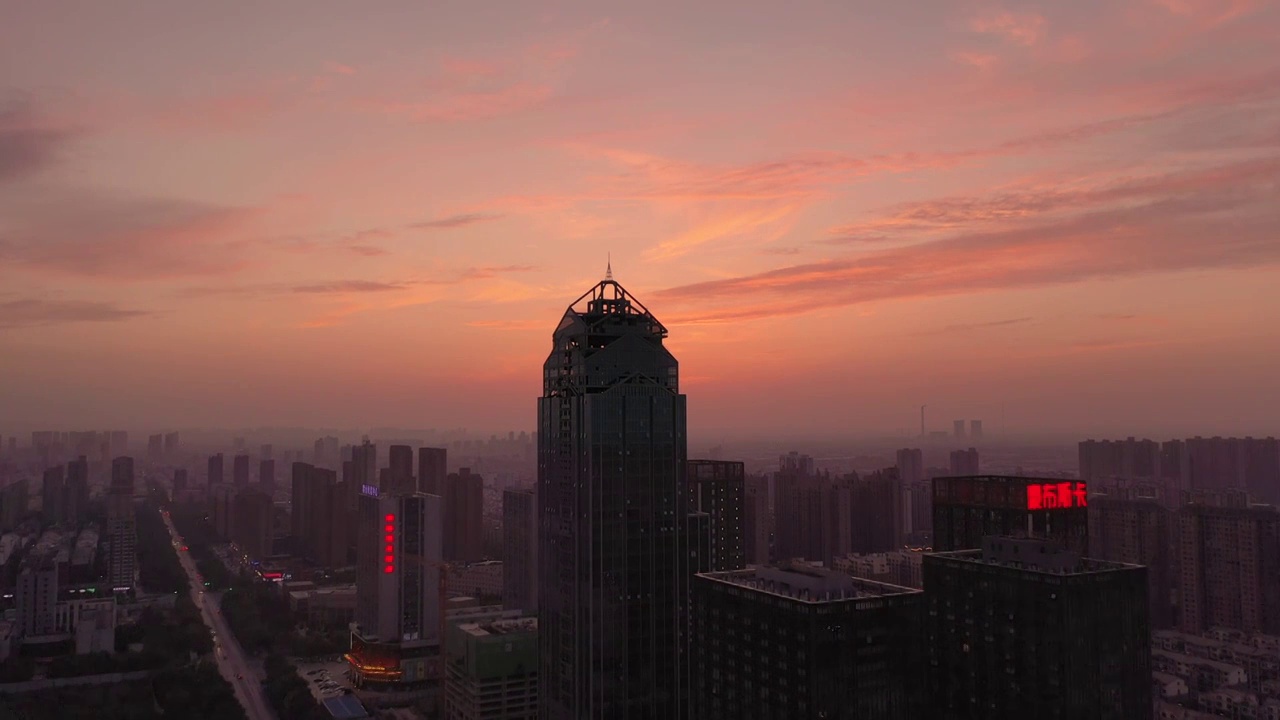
[928,536,1142,576]
[699,563,920,604]
[458,617,538,639]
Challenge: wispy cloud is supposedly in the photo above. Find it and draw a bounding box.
[0,94,75,184]
[969,11,1048,46]
[0,298,150,328]
[409,213,504,230]
[916,317,1034,335]
[291,280,408,294]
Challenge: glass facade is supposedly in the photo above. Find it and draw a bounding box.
[538,279,689,719]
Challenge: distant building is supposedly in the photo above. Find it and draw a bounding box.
[932,475,1089,554]
[953,419,966,439]
[948,447,980,476]
[502,488,537,613]
[66,456,89,525]
[445,468,484,563]
[1090,488,1177,628]
[924,537,1151,719]
[208,453,224,486]
[259,458,275,496]
[444,615,538,720]
[42,465,66,526]
[1079,438,1161,486]
[107,457,137,591]
[386,445,415,494]
[0,480,30,533]
[1178,502,1280,635]
[687,460,746,571]
[173,468,188,497]
[692,564,924,719]
[233,489,273,561]
[15,562,60,638]
[969,420,983,440]
[147,434,163,461]
[163,431,180,457]
[451,561,504,599]
[233,454,250,487]
[349,488,443,686]
[417,447,447,496]
[742,474,769,565]
[291,462,349,567]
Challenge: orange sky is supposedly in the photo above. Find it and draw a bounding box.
[2,0,1278,438]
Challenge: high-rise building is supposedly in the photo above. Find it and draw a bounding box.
[1178,501,1280,635]
[742,474,769,565]
[107,457,137,591]
[418,447,447,496]
[351,440,377,491]
[259,458,276,496]
[208,453,224,486]
[924,537,1151,720]
[233,454,250,487]
[948,447,980,476]
[538,275,689,718]
[502,488,538,613]
[42,465,66,526]
[232,489,273,560]
[349,487,443,686]
[313,435,339,465]
[292,462,350,567]
[932,475,1089,554]
[66,455,89,525]
[1089,488,1176,629]
[163,431,180,457]
[108,430,128,455]
[386,445,415,494]
[687,460,746,572]
[173,468,188,497]
[212,485,235,541]
[443,614,539,720]
[953,419,966,439]
[850,467,904,553]
[969,420,982,440]
[147,433,163,461]
[445,468,485,562]
[15,561,60,639]
[260,443,273,460]
[0,479,30,533]
[692,564,924,719]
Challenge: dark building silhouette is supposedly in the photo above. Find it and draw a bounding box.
[163,431,180,457]
[259,458,275,496]
[173,468,188,497]
[233,489,273,560]
[687,460,746,572]
[538,273,689,718]
[291,462,350,567]
[502,487,538,613]
[41,465,65,526]
[147,433,163,461]
[948,447,980,476]
[66,455,89,526]
[208,453,224,486]
[692,564,924,719]
[932,475,1089,554]
[924,537,1151,720]
[417,447,447,496]
[1089,488,1176,629]
[850,468,904,553]
[1178,500,1280,635]
[444,468,484,563]
[387,444,415,493]
[108,456,137,590]
[233,454,250,487]
[743,474,770,565]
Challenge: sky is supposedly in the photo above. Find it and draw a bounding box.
[2,0,1279,439]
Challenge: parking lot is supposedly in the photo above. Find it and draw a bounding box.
[294,659,355,703]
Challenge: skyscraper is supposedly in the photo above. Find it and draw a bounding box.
[445,468,484,563]
[386,444,415,493]
[969,420,983,440]
[1089,488,1176,629]
[924,537,1151,720]
[742,475,769,565]
[233,454,250,487]
[1177,500,1280,635]
[418,447,447,496]
[692,564,924,719]
[147,433,163,461]
[208,453,224,486]
[66,455,89,525]
[108,457,137,591]
[232,489,273,560]
[538,273,688,718]
[42,465,65,526]
[349,487,443,686]
[503,488,538,613]
[686,460,746,572]
[163,431,180,457]
[932,475,1089,554]
[259,458,276,496]
[953,419,966,439]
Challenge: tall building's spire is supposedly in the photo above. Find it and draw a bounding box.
[605,253,613,281]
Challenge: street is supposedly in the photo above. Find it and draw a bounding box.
[162,512,277,720]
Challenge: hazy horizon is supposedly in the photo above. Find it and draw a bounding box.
[3,1,1279,438]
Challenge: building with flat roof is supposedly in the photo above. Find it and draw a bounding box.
[444,615,538,720]
[692,563,924,719]
[932,475,1089,554]
[923,536,1151,720]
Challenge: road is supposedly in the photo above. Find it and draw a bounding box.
[162,512,276,720]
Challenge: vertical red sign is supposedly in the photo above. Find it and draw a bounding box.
[384,513,396,574]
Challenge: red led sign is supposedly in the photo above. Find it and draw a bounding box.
[384,512,396,574]
[1026,481,1087,510]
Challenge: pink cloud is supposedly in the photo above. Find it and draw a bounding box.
[969,11,1048,46]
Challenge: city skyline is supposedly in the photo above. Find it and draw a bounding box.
[3,1,1280,437]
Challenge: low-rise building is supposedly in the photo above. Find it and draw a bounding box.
[443,615,538,720]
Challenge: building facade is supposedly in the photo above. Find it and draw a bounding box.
[1178,502,1280,635]
[444,615,539,720]
[687,460,746,572]
[538,275,689,719]
[502,488,538,613]
[932,475,1089,554]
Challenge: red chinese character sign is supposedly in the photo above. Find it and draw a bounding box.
[1026,481,1088,510]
